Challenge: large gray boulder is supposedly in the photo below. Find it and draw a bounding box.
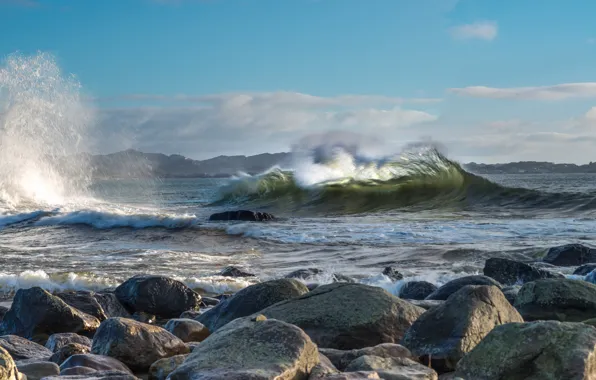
[574,263,596,276]
[543,244,596,266]
[59,354,132,374]
[319,344,414,372]
[514,278,596,321]
[0,346,19,380]
[49,343,91,365]
[45,333,91,352]
[483,257,562,285]
[163,319,209,343]
[0,335,52,361]
[114,275,201,319]
[455,321,596,379]
[425,276,501,300]
[196,279,309,332]
[16,361,59,380]
[91,317,189,372]
[168,315,319,380]
[344,355,438,380]
[0,287,100,341]
[261,283,425,349]
[402,285,523,373]
[56,291,110,321]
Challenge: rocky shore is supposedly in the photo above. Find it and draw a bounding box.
[0,243,596,379]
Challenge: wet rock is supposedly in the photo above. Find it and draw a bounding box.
[574,263,596,276]
[56,291,109,321]
[164,319,210,343]
[501,285,521,305]
[0,335,53,361]
[115,275,201,319]
[0,287,100,341]
[319,344,414,372]
[148,354,187,380]
[543,243,596,266]
[219,266,256,277]
[261,283,425,349]
[345,355,438,380]
[406,299,444,310]
[45,333,91,352]
[49,343,90,365]
[483,257,562,285]
[514,278,596,321]
[16,361,59,380]
[285,268,355,283]
[0,346,19,380]
[208,210,275,222]
[402,285,523,373]
[399,281,437,300]
[168,315,319,379]
[59,353,132,374]
[199,297,219,307]
[47,370,140,379]
[382,267,403,281]
[196,278,309,332]
[91,317,189,372]
[0,306,8,323]
[425,275,501,300]
[455,321,596,379]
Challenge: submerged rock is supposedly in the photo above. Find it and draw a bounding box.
[455,321,596,379]
[16,361,60,380]
[285,268,355,283]
[168,315,319,379]
[219,266,256,277]
[543,243,596,266]
[0,346,19,380]
[0,287,100,341]
[0,335,53,361]
[59,354,132,374]
[514,278,596,321]
[483,257,562,285]
[45,333,91,353]
[399,281,437,300]
[91,317,189,372]
[574,263,596,276]
[196,278,308,332]
[402,285,523,373]
[319,344,414,372]
[114,275,201,319]
[164,319,210,343]
[425,275,501,300]
[261,283,425,349]
[344,355,438,380]
[382,267,404,281]
[208,210,275,222]
[148,354,187,380]
[49,343,90,365]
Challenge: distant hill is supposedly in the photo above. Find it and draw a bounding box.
[464,161,596,174]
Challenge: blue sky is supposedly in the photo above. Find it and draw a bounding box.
[1,0,596,163]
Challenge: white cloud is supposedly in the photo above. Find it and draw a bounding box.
[449,21,498,41]
[585,106,596,121]
[450,83,596,100]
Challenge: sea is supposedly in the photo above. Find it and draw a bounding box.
[1,54,595,299]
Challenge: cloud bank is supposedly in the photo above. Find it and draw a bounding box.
[450,83,596,100]
[450,21,498,41]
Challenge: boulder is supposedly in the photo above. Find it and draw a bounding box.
[500,285,521,305]
[285,268,354,283]
[45,333,91,352]
[131,312,156,324]
[196,279,309,332]
[49,343,90,365]
[319,344,414,372]
[382,267,403,281]
[208,210,275,222]
[115,275,201,319]
[455,321,596,379]
[94,293,131,319]
[260,283,425,349]
[164,319,209,343]
[91,318,189,372]
[575,263,596,276]
[200,297,219,307]
[0,335,53,361]
[179,310,201,319]
[0,287,100,341]
[60,366,97,376]
[219,266,256,277]
[543,243,596,266]
[483,257,562,285]
[314,374,381,379]
[168,315,319,380]
[148,354,187,380]
[406,299,444,310]
[515,278,596,321]
[402,285,523,373]
[59,354,132,374]
[344,355,437,380]
[309,353,339,378]
[425,275,501,300]
[0,346,19,380]
[399,281,437,300]
[46,370,139,379]
[0,306,8,323]
[16,361,59,380]
[56,291,109,321]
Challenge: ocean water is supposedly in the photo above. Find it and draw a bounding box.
[1,53,595,298]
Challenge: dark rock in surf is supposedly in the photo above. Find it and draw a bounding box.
[514,278,596,321]
[45,333,92,353]
[319,344,415,372]
[196,279,309,332]
[382,267,404,281]
[285,268,355,283]
[0,335,53,361]
[0,287,100,341]
[399,281,437,300]
[93,292,132,319]
[402,285,523,373]
[543,243,596,266]
[56,291,109,321]
[574,263,596,276]
[208,210,275,222]
[219,266,256,277]
[114,275,201,319]
[260,283,425,349]
[164,319,210,343]
[16,361,60,380]
[49,343,90,365]
[59,354,132,374]
[483,257,562,285]
[425,275,501,300]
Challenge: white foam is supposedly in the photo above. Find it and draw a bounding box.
[176,275,257,295]
[0,270,118,293]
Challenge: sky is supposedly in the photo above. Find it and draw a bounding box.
[1,0,596,163]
